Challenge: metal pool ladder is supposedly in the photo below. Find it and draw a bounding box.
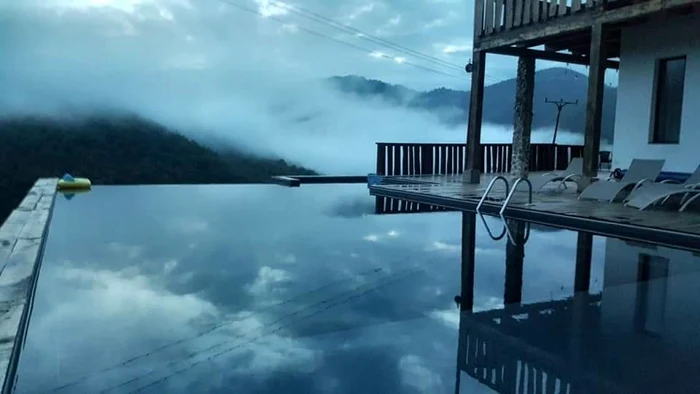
[476,176,533,245]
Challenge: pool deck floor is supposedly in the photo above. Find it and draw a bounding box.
[369,173,700,252]
[0,178,57,389]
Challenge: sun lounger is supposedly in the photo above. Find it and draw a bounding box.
[530,157,583,192]
[578,159,665,202]
[624,165,700,210]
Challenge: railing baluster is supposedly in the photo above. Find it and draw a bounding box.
[485,0,496,34]
[475,0,485,36]
[549,0,558,17]
[402,144,409,175]
[387,144,394,176]
[440,145,448,174]
[495,0,504,31]
[514,0,523,27]
[523,0,532,25]
[572,0,582,12]
[558,0,568,16]
[533,0,541,22]
[505,0,514,29]
[376,143,385,175]
[486,145,492,173]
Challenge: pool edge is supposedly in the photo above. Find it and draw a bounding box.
[0,178,58,393]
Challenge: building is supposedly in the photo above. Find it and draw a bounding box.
[466,0,700,182]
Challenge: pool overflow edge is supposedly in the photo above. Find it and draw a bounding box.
[0,179,58,394]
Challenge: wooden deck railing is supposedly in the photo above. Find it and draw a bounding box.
[375,142,583,176]
[475,0,627,39]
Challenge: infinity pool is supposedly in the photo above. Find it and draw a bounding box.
[13,184,700,393]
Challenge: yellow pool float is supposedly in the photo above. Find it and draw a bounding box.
[57,174,92,191]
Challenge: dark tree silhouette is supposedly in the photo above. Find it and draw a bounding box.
[0,115,316,224]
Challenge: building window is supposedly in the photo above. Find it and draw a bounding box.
[650,56,686,144]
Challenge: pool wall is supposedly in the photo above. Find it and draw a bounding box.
[0,178,57,393]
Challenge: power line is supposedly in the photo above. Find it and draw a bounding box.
[267,0,506,84]
[47,266,389,392]
[210,0,467,81]
[93,262,429,393]
[268,0,465,72]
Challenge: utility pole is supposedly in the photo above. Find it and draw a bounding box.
[545,98,579,144]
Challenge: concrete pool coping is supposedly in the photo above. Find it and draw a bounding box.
[0,178,58,392]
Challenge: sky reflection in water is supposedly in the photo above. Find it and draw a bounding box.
[14,184,606,394]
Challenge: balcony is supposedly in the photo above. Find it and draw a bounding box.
[473,0,699,52]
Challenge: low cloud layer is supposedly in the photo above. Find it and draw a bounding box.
[0,0,601,175]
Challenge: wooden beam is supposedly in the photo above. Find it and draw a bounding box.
[476,0,700,51]
[582,23,606,184]
[465,51,486,183]
[489,46,619,69]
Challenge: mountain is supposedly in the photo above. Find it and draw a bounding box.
[329,67,617,141]
[0,115,316,224]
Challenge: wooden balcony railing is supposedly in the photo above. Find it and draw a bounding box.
[375,142,583,176]
[475,0,626,39]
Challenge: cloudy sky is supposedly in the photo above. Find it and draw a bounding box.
[1,0,503,91]
[0,0,603,173]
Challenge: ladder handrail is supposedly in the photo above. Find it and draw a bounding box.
[500,177,533,246]
[476,176,510,213]
[479,212,507,241]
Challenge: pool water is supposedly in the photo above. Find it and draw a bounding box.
[12,184,700,393]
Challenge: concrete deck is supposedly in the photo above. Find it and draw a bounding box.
[369,173,700,252]
[0,178,57,390]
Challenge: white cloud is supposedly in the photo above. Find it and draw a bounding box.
[426,241,460,252]
[246,266,292,297]
[255,0,289,18]
[280,23,298,33]
[107,242,143,259]
[363,234,380,242]
[163,259,178,274]
[441,44,471,54]
[398,355,444,392]
[347,3,376,20]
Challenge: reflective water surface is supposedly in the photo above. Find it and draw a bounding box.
[13,184,700,393]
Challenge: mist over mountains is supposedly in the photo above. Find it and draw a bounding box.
[329,67,617,142]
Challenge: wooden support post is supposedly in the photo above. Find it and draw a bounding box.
[574,232,593,292]
[504,220,526,305]
[465,51,486,183]
[581,23,606,190]
[511,56,535,178]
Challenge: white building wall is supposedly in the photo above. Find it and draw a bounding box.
[612,14,700,173]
